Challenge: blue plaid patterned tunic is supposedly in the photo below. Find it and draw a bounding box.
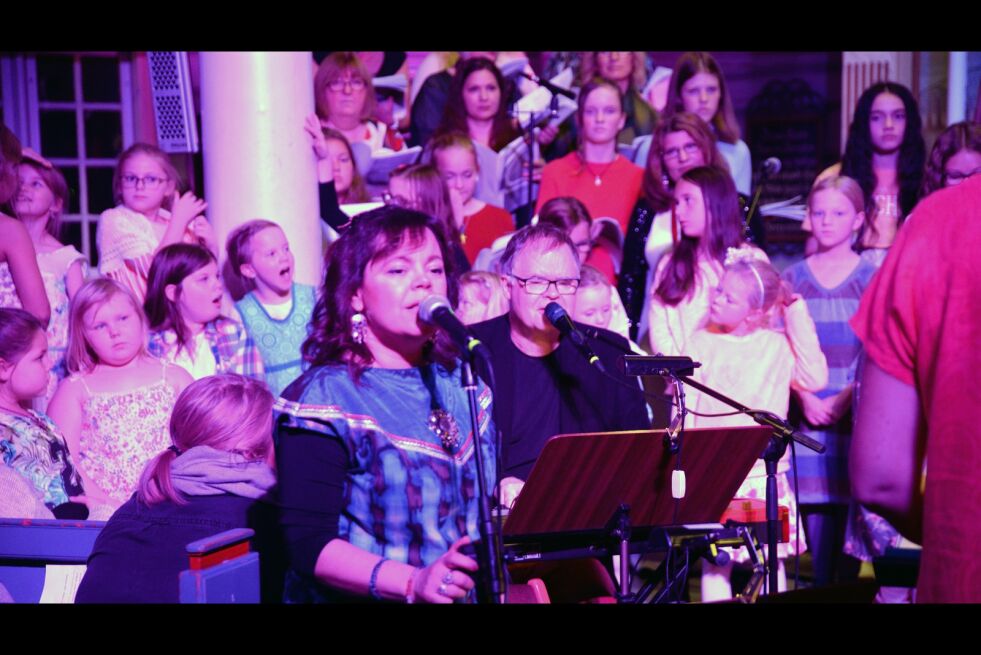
[275,361,496,600]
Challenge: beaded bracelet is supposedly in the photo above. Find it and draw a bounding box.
[369,558,388,601]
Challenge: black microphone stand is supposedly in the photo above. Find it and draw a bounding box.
[744,161,778,245]
[623,355,824,596]
[509,83,560,211]
[460,356,506,604]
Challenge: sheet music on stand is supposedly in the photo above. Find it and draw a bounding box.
[504,426,772,540]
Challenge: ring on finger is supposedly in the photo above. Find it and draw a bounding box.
[442,571,454,585]
[438,582,449,596]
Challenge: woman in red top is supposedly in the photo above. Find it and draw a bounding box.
[535,78,643,233]
[431,132,514,264]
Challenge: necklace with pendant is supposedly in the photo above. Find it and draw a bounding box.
[428,408,461,452]
[585,160,614,187]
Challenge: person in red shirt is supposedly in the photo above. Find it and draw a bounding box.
[535,78,643,234]
[431,132,514,264]
[850,174,981,603]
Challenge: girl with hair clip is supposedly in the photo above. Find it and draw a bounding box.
[536,78,644,234]
[812,82,925,267]
[0,123,50,326]
[8,149,86,410]
[620,112,730,342]
[144,244,264,381]
[664,52,752,195]
[685,252,828,601]
[456,270,508,325]
[75,374,282,604]
[47,279,193,516]
[920,120,981,197]
[314,52,404,154]
[96,143,210,302]
[782,176,877,587]
[275,205,496,604]
[386,163,471,273]
[579,51,657,146]
[431,132,514,264]
[226,220,316,397]
[0,308,86,519]
[647,165,761,358]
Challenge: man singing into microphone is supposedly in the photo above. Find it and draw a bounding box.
[470,224,650,499]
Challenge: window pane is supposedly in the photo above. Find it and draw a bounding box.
[39,110,78,158]
[82,57,120,103]
[89,221,100,268]
[87,166,115,214]
[62,220,84,259]
[37,55,75,102]
[84,110,122,159]
[61,167,81,214]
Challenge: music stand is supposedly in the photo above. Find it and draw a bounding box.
[502,426,772,600]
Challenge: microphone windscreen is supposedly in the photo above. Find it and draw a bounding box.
[544,302,568,326]
[418,295,452,325]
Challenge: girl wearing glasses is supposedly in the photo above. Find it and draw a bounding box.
[619,113,729,343]
[386,163,470,274]
[920,120,981,198]
[314,52,404,154]
[96,144,209,303]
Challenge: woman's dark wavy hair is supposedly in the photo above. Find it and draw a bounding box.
[654,166,745,306]
[144,243,217,354]
[841,82,925,227]
[920,120,981,197]
[302,206,460,381]
[641,112,728,213]
[435,58,518,153]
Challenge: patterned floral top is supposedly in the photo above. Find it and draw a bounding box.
[0,407,84,514]
[0,262,21,310]
[73,365,178,507]
[38,245,88,410]
[1,245,88,411]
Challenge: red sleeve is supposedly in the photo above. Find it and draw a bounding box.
[535,159,564,214]
[849,223,920,387]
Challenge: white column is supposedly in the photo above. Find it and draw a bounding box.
[948,52,968,125]
[199,51,321,286]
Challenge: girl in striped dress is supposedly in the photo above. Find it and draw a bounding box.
[782,176,877,587]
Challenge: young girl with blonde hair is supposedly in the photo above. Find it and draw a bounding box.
[96,143,211,301]
[685,252,828,600]
[47,279,192,514]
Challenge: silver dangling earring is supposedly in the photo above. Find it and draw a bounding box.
[662,173,670,188]
[351,312,367,344]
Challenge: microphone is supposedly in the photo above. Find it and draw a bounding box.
[418,296,491,363]
[762,157,781,177]
[518,72,577,100]
[544,302,607,373]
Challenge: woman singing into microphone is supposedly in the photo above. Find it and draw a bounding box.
[275,205,497,603]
